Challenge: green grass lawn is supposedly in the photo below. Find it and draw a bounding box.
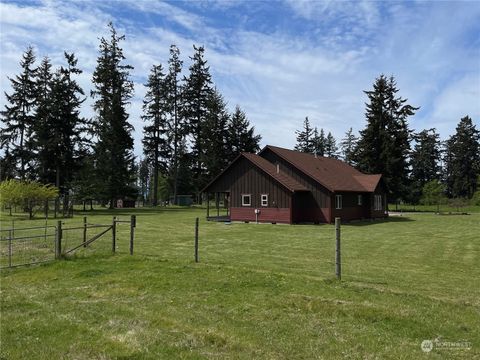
[1,207,479,359]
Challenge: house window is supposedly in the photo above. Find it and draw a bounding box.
[358,195,362,206]
[261,194,268,207]
[241,194,251,207]
[335,195,342,209]
[374,195,382,210]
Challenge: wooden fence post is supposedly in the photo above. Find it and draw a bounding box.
[8,229,12,268]
[55,220,62,259]
[112,216,116,253]
[83,216,87,247]
[335,217,341,280]
[195,217,199,263]
[130,215,136,255]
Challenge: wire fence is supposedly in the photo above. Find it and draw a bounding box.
[0,224,56,268]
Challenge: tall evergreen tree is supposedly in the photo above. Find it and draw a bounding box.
[410,128,441,202]
[354,75,417,202]
[142,64,168,207]
[324,132,339,158]
[201,89,229,179]
[165,45,184,205]
[34,53,88,197]
[444,116,480,198]
[340,127,358,165]
[0,47,37,179]
[55,53,87,194]
[312,127,326,156]
[294,117,315,153]
[183,45,214,197]
[225,105,261,162]
[33,56,54,184]
[91,23,136,207]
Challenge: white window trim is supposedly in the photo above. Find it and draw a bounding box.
[335,195,342,210]
[358,194,362,206]
[261,194,269,207]
[241,194,251,207]
[374,195,382,211]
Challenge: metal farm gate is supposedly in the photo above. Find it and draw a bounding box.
[0,215,136,269]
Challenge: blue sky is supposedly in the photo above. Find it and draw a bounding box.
[1,0,479,156]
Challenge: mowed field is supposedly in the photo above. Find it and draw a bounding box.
[0,207,479,359]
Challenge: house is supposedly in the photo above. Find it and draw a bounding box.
[202,145,388,224]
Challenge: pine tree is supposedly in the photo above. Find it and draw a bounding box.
[33,56,54,184]
[57,54,87,188]
[183,45,214,198]
[142,64,168,207]
[324,132,339,158]
[91,23,136,207]
[39,52,88,213]
[201,89,229,179]
[225,105,261,162]
[354,75,417,202]
[340,127,358,165]
[444,116,480,198]
[410,128,441,202]
[165,45,184,205]
[312,128,326,156]
[294,117,315,153]
[0,47,37,180]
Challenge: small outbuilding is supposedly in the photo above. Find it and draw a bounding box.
[202,145,387,224]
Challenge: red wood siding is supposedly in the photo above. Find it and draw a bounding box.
[207,157,292,208]
[231,207,291,224]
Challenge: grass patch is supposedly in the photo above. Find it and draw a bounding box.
[1,207,479,359]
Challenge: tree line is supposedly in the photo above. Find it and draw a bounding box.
[139,42,261,206]
[0,23,261,209]
[294,75,480,206]
[1,23,478,212]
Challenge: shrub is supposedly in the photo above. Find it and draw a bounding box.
[0,180,58,218]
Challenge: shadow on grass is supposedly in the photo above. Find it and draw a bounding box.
[344,216,415,227]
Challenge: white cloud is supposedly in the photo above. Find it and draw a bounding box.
[429,74,480,135]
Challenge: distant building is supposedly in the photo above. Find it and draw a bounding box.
[202,145,387,224]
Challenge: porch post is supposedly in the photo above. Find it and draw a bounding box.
[216,192,220,217]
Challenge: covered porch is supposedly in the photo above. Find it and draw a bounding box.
[204,192,231,222]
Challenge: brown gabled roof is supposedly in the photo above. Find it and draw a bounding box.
[202,152,308,193]
[242,153,308,192]
[260,145,382,192]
